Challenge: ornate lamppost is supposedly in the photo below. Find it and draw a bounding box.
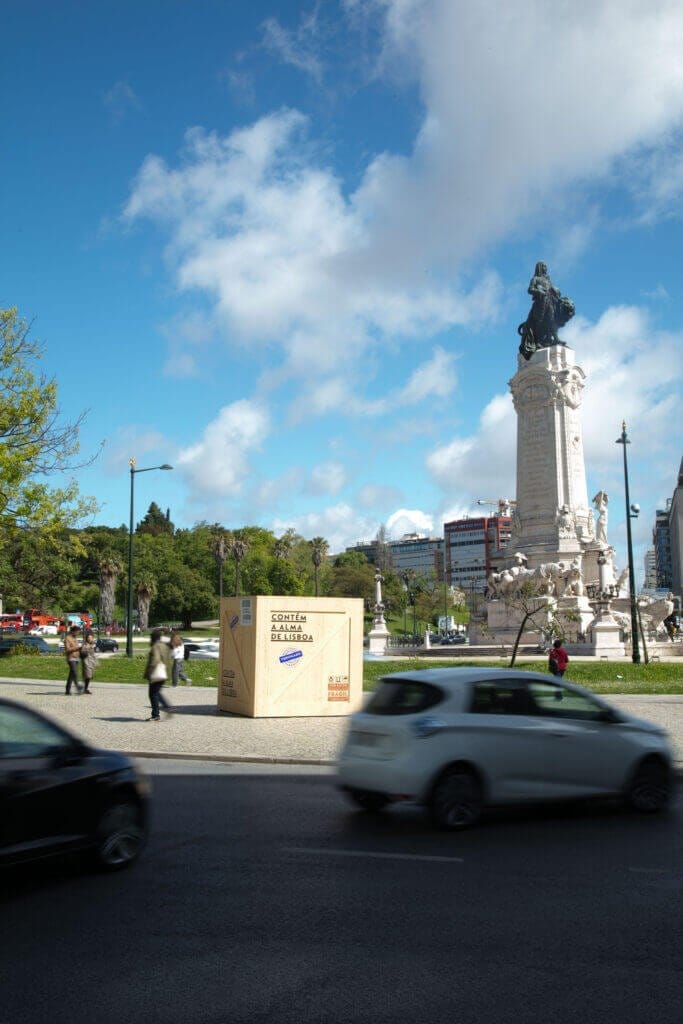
[126,459,173,657]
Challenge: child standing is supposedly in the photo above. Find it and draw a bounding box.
[170,633,192,686]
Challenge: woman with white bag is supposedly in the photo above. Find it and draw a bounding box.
[143,628,173,721]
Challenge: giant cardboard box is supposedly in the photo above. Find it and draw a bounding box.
[217,596,364,717]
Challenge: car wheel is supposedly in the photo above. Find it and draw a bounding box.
[627,759,671,814]
[93,800,147,871]
[431,768,483,830]
[345,788,390,812]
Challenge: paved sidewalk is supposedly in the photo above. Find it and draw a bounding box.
[2,677,683,767]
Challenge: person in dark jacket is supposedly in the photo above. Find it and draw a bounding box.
[64,625,83,695]
[548,639,569,677]
[143,628,173,721]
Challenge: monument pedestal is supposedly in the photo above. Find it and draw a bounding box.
[367,622,390,655]
[584,612,626,657]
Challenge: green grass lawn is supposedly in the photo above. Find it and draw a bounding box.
[0,653,220,687]
[3,652,683,694]
[362,659,683,694]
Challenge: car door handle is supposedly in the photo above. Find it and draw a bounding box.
[550,731,570,738]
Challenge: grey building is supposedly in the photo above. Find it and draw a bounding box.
[347,534,444,580]
[643,547,658,590]
[653,503,672,591]
[669,457,683,601]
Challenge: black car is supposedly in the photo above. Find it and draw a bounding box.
[95,637,119,653]
[0,698,149,870]
[0,635,52,656]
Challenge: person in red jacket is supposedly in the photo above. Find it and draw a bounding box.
[548,639,569,677]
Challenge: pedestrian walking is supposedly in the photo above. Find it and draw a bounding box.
[80,632,98,694]
[548,639,569,678]
[170,632,192,686]
[143,628,173,721]
[64,625,83,695]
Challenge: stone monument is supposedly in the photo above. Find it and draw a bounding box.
[483,263,613,647]
[367,568,390,655]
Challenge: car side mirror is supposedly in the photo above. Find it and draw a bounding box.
[598,708,619,725]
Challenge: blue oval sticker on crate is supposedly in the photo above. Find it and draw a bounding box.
[279,648,303,665]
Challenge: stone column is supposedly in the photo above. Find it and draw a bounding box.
[508,345,593,566]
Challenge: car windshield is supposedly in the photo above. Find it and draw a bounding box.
[365,679,444,716]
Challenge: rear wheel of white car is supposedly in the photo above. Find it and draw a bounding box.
[627,759,671,814]
[431,768,483,830]
[346,788,390,812]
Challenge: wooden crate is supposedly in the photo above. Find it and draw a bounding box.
[217,596,364,717]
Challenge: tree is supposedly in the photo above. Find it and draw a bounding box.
[226,533,250,597]
[310,537,329,597]
[137,502,174,536]
[493,579,574,667]
[136,575,156,633]
[0,307,98,542]
[212,531,227,600]
[98,555,123,628]
[373,525,393,573]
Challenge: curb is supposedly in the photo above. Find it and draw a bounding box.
[128,750,336,766]
[127,749,683,778]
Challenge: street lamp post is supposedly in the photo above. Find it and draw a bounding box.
[615,422,641,664]
[126,458,173,658]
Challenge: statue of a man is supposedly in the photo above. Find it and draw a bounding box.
[518,262,575,359]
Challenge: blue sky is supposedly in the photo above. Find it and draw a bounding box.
[2,1,682,580]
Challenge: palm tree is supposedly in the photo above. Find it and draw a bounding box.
[136,575,156,633]
[310,537,329,597]
[212,532,227,600]
[226,534,250,597]
[98,555,123,628]
[273,529,295,561]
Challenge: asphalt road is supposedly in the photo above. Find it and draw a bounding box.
[2,761,682,1024]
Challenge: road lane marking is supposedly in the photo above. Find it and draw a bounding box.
[282,847,464,863]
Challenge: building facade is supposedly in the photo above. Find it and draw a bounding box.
[643,547,658,590]
[347,534,444,580]
[668,457,683,600]
[443,514,512,593]
[653,503,672,591]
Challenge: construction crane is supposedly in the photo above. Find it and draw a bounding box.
[476,498,516,517]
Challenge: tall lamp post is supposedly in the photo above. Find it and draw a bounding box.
[615,422,641,664]
[126,458,173,658]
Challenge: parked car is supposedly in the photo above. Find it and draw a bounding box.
[441,634,468,645]
[187,640,220,660]
[29,624,59,637]
[0,697,149,869]
[337,668,672,830]
[0,635,53,656]
[95,637,119,653]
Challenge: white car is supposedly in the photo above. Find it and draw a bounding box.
[187,640,220,660]
[337,668,673,830]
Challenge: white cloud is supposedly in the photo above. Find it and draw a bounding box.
[124,2,683,424]
[261,12,324,83]
[386,508,434,537]
[103,80,141,121]
[272,503,379,554]
[105,427,169,475]
[357,483,404,509]
[306,461,347,495]
[176,399,270,495]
